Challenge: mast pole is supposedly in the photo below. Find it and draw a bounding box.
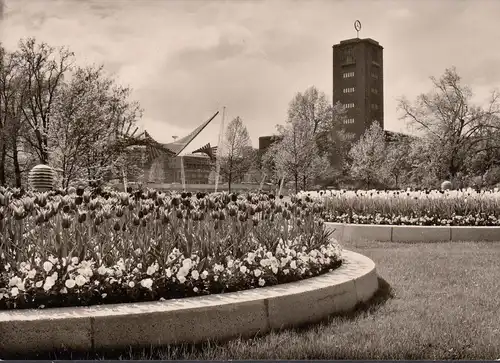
[215,106,226,193]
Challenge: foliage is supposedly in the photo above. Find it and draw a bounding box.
[0,187,341,310]
[398,67,500,183]
[302,188,500,226]
[269,118,330,194]
[218,117,255,192]
[348,122,389,188]
[0,38,168,189]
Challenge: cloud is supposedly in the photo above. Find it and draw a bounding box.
[2,0,500,145]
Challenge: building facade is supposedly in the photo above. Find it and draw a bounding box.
[332,37,384,140]
[128,147,215,184]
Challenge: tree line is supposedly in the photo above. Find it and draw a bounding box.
[0,38,162,189]
[3,37,500,192]
[257,67,500,192]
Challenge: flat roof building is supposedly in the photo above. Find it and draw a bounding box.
[332,37,384,140]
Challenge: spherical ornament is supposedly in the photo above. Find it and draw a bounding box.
[441,180,452,190]
[28,164,55,192]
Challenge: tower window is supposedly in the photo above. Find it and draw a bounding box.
[344,102,355,109]
[341,47,355,64]
[342,71,355,78]
[343,118,355,124]
[371,72,378,79]
[371,88,379,94]
[343,87,355,94]
[371,104,379,110]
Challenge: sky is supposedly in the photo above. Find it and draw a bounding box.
[1,0,500,151]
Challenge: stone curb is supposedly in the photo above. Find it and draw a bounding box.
[325,222,500,242]
[0,250,377,355]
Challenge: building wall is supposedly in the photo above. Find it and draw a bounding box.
[332,38,384,141]
[258,135,282,153]
[129,147,215,184]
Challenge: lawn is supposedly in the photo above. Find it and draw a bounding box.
[10,239,500,360]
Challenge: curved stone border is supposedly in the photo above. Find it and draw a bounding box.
[326,222,500,242]
[0,250,377,355]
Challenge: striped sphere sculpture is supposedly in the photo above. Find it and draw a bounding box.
[28,164,55,192]
[441,180,452,190]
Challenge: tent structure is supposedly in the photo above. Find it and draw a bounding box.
[132,111,220,163]
[161,111,219,157]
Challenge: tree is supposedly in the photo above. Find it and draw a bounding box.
[348,121,389,188]
[398,67,500,184]
[384,134,414,188]
[0,38,169,188]
[287,86,333,134]
[50,64,146,187]
[218,117,253,192]
[270,117,330,193]
[15,38,75,165]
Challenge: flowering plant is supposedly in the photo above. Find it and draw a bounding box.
[300,189,500,226]
[0,187,341,310]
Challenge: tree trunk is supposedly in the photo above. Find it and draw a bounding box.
[12,146,22,187]
[0,141,6,185]
[228,172,232,193]
[294,174,298,194]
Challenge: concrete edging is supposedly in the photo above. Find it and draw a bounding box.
[0,250,377,355]
[326,222,500,242]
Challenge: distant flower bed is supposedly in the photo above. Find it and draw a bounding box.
[299,189,500,226]
[0,187,341,310]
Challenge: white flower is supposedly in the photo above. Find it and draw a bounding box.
[272,266,278,274]
[71,257,79,265]
[128,281,135,288]
[43,261,53,272]
[146,264,157,276]
[137,263,142,269]
[258,278,266,286]
[254,269,262,277]
[140,278,153,290]
[65,279,76,289]
[27,269,36,279]
[201,270,209,279]
[48,255,58,264]
[102,293,107,298]
[191,270,200,280]
[75,275,87,287]
[60,287,68,294]
[177,275,186,284]
[177,266,189,278]
[193,287,199,293]
[240,265,248,274]
[10,287,19,297]
[165,268,172,278]
[227,260,234,268]
[283,269,290,275]
[97,266,107,275]
[260,259,270,267]
[35,280,43,288]
[290,261,297,269]
[43,279,55,292]
[182,258,193,269]
[8,276,21,287]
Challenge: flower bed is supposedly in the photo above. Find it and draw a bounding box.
[299,189,500,226]
[0,187,341,310]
